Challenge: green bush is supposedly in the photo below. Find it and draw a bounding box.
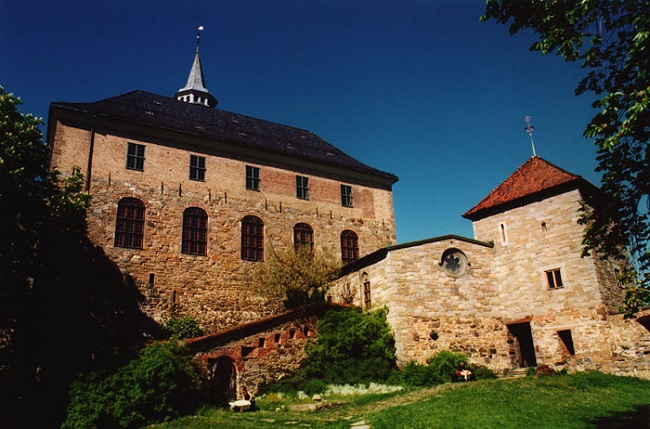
[261,307,396,394]
[303,307,396,385]
[62,341,206,429]
[426,350,468,383]
[469,363,497,380]
[387,361,438,387]
[163,317,204,340]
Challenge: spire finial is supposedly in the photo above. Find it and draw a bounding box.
[196,25,204,53]
[524,115,537,157]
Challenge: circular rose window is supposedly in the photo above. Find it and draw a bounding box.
[441,249,468,277]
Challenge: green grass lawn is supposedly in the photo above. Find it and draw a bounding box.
[149,372,650,429]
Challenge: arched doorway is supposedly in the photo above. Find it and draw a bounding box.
[209,356,237,406]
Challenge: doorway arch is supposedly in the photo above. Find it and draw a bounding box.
[209,356,237,406]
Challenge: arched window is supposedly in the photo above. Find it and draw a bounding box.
[241,215,264,261]
[114,197,145,249]
[340,230,359,264]
[293,223,314,252]
[182,207,208,256]
[362,272,371,309]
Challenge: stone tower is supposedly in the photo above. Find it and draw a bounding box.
[332,155,650,378]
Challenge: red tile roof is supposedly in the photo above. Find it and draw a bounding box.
[463,156,592,220]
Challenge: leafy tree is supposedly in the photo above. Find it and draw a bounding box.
[253,246,341,309]
[482,1,650,315]
[0,87,157,427]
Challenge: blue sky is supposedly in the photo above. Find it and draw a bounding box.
[2,0,600,244]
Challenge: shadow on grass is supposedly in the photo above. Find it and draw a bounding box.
[583,404,650,428]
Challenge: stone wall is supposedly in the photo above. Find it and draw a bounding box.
[331,193,650,377]
[49,118,396,330]
[186,306,337,396]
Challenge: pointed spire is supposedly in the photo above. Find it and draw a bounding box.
[175,26,218,108]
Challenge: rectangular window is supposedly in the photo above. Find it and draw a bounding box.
[246,165,260,191]
[499,222,508,246]
[296,176,309,200]
[363,279,372,309]
[126,143,145,171]
[189,155,206,181]
[341,184,353,207]
[546,268,564,289]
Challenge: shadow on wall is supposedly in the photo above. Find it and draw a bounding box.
[1,235,160,428]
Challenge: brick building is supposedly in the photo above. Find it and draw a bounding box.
[47,47,398,331]
[333,156,650,378]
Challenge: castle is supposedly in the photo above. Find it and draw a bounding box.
[47,46,397,332]
[47,42,650,389]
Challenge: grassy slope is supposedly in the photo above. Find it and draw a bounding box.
[151,372,650,429]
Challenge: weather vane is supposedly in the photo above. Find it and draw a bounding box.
[196,25,204,53]
[524,115,537,157]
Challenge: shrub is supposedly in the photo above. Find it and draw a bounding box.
[426,350,468,383]
[387,361,438,387]
[303,307,396,385]
[62,341,206,429]
[260,307,396,394]
[470,364,497,380]
[163,317,203,340]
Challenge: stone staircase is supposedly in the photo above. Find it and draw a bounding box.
[498,368,529,379]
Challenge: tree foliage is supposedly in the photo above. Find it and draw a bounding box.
[482,0,650,315]
[253,246,341,309]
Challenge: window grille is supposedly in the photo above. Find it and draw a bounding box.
[182,207,208,256]
[115,197,145,248]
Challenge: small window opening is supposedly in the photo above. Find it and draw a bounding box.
[274,333,281,343]
[289,329,296,339]
[558,330,575,355]
[546,269,564,289]
[149,273,155,285]
[499,222,508,246]
[258,338,266,347]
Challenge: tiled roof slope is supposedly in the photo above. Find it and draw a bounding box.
[51,90,398,183]
[463,156,596,221]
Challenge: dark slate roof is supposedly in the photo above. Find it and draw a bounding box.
[463,156,598,221]
[51,90,398,183]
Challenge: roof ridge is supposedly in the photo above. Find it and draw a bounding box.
[462,156,588,220]
[49,90,398,183]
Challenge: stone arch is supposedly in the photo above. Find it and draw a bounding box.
[208,355,238,406]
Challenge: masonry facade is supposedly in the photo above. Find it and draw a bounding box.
[47,51,398,331]
[47,45,650,388]
[332,157,650,378]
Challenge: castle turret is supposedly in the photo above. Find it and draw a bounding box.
[175,27,218,108]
